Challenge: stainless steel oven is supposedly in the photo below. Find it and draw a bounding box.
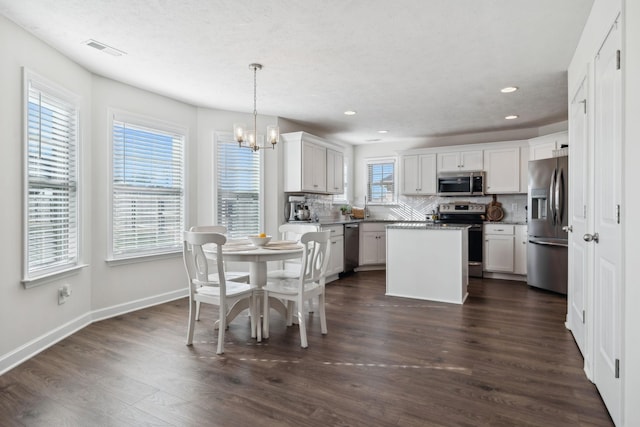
[437,202,486,278]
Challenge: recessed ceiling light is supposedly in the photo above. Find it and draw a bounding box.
[82,39,127,56]
[505,115,519,120]
[501,86,518,93]
[344,110,357,116]
[378,130,388,134]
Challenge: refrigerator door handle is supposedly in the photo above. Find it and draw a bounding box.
[556,167,565,224]
[529,239,568,248]
[549,169,557,225]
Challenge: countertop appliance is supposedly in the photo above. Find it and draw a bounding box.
[527,155,568,294]
[343,223,359,274]
[436,202,486,278]
[437,171,485,196]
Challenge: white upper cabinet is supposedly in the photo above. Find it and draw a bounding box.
[437,149,483,172]
[326,148,344,194]
[484,147,520,193]
[400,154,437,195]
[283,132,346,194]
[528,131,568,160]
[301,141,327,192]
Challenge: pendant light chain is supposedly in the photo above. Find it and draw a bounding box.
[253,65,258,145]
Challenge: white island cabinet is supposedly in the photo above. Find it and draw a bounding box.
[386,223,469,304]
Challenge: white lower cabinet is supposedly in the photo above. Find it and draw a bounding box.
[484,224,528,276]
[484,224,515,273]
[359,222,386,266]
[513,225,527,275]
[322,225,344,278]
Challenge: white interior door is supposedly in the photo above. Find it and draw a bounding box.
[593,17,622,425]
[567,74,590,365]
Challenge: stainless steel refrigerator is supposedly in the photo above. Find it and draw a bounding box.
[527,155,568,294]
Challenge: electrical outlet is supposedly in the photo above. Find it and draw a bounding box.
[58,284,72,305]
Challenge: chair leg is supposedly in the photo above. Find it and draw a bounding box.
[319,292,327,335]
[217,302,226,355]
[297,299,308,348]
[195,301,201,321]
[186,298,197,345]
[286,301,295,326]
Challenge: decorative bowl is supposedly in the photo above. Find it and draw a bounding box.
[247,235,272,247]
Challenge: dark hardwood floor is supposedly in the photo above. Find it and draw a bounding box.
[0,272,613,426]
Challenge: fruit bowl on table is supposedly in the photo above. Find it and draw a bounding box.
[247,235,272,247]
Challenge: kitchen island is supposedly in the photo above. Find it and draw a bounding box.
[386,223,469,304]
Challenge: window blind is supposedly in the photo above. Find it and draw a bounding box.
[26,77,79,277]
[112,119,185,257]
[216,135,261,239]
[367,160,396,204]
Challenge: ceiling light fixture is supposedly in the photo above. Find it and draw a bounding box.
[378,130,388,134]
[233,63,279,152]
[505,115,519,120]
[501,86,519,93]
[344,110,357,116]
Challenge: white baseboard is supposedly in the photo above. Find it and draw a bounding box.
[91,288,188,323]
[0,288,188,375]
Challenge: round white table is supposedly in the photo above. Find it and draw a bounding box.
[204,241,304,339]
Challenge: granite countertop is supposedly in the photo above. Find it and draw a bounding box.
[484,221,528,225]
[386,222,470,230]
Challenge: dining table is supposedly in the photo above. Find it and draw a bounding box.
[203,238,304,340]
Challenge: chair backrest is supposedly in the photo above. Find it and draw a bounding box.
[279,223,320,242]
[190,225,227,233]
[298,230,331,287]
[183,230,227,290]
[278,223,320,271]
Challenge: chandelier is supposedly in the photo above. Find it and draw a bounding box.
[233,63,279,152]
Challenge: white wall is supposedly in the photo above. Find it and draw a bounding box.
[89,76,198,312]
[0,16,94,370]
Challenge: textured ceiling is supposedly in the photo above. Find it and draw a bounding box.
[0,0,594,145]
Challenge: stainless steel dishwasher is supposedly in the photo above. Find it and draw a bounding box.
[343,223,360,273]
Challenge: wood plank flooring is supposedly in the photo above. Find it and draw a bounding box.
[0,272,613,426]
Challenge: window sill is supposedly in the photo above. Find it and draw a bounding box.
[22,264,89,289]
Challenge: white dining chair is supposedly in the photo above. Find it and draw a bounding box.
[183,230,258,354]
[267,223,320,280]
[190,225,250,320]
[262,230,331,348]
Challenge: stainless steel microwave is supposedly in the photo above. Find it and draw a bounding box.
[437,171,485,196]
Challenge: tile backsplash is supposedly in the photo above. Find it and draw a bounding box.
[289,193,528,223]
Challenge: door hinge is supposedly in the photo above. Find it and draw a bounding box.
[615,359,620,378]
[582,310,585,324]
[616,204,621,224]
[616,50,621,70]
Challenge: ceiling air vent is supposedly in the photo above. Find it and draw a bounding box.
[82,39,126,56]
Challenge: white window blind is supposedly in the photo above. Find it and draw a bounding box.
[216,134,262,239]
[367,159,396,204]
[111,116,185,258]
[25,73,79,279]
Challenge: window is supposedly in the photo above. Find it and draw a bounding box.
[24,70,80,281]
[366,158,396,204]
[216,133,262,238]
[110,112,185,259]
